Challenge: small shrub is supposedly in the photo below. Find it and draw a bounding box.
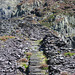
[1,45,5,48]
[73,1,75,5]
[58,51,61,53]
[7,6,11,10]
[40,64,48,70]
[40,22,51,28]
[18,58,28,62]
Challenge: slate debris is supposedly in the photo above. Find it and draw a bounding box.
[0,17,75,75]
[0,38,31,75]
[0,17,50,40]
[0,17,51,75]
[40,34,75,75]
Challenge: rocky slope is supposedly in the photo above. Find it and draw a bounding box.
[40,34,75,75]
[0,15,75,75]
[44,14,75,48]
[51,14,75,48]
[0,16,51,75]
[0,0,75,75]
[0,0,75,18]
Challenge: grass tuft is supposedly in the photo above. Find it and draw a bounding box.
[0,36,15,41]
[40,64,48,70]
[64,52,75,57]
[22,64,28,69]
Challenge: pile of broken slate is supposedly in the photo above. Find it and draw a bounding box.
[0,38,32,75]
[40,33,75,75]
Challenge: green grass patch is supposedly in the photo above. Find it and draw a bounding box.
[22,64,28,69]
[27,55,31,60]
[39,14,55,28]
[42,67,48,70]
[64,52,75,57]
[34,47,37,49]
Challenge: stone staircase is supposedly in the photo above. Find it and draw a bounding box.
[17,40,49,75]
[29,51,48,75]
[28,40,48,75]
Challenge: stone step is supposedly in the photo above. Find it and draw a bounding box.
[31,51,38,52]
[30,56,39,59]
[29,69,47,73]
[30,60,40,62]
[30,59,39,62]
[29,73,46,75]
[29,62,40,66]
[28,49,49,75]
[30,58,39,60]
[29,69,40,72]
[29,66,40,69]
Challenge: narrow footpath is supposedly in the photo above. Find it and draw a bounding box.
[29,40,49,75]
[17,40,49,75]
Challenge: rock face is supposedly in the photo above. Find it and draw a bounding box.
[0,0,43,19]
[0,0,19,19]
[51,14,75,48]
[40,34,75,75]
[72,36,75,48]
